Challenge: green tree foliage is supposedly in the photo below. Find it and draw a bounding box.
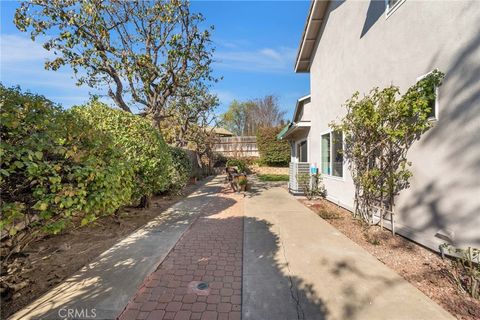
[256,126,290,167]
[0,86,193,266]
[0,85,134,263]
[331,70,444,225]
[14,0,218,129]
[169,146,193,192]
[221,95,286,135]
[71,101,173,201]
[221,100,253,136]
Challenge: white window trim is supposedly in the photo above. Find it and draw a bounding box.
[385,0,406,19]
[296,139,308,163]
[320,130,345,180]
[416,70,440,121]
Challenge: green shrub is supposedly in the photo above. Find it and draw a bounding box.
[257,126,290,167]
[297,172,326,200]
[226,158,248,173]
[238,175,248,186]
[71,101,172,200]
[212,152,228,167]
[169,147,192,192]
[0,86,134,256]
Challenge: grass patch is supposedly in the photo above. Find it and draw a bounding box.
[258,174,289,182]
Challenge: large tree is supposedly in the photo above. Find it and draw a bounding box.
[221,95,286,135]
[161,82,219,148]
[252,95,286,129]
[14,0,218,128]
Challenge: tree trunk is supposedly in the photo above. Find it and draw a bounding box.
[138,195,151,209]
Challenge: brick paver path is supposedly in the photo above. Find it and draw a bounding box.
[119,187,243,320]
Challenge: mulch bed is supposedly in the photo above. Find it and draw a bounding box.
[1,181,203,319]
[299,198,480,320]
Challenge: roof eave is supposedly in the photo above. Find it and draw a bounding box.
[294,1,330,73]
[280,122,311,140]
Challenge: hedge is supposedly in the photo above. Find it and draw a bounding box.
[71,101,173,199]
[169,146,193,192]
[0,86,191,260]
[0,86,134,246]
[256,126,290,167]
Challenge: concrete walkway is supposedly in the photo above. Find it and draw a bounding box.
[118,185,243,320]
[242,183,454,320]
[10,177,223,320]
[11,176,454,320]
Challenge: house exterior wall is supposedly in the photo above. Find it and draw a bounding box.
[297,99,312,122]
[307,0,480,250]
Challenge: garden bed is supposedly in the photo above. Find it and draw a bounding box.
[299,198,480,320]
[1,182,202,319]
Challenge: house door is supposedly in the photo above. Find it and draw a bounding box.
[297,140,308,163]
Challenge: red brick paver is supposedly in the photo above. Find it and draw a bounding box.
[119,188,243,320]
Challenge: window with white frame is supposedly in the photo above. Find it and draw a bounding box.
[297,140,308,163]
[417,70,439,120]
[385,0,405,16]
[321,131,343,177]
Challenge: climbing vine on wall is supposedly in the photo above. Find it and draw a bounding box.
[331,70,444,226]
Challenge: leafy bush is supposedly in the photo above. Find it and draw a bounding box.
[297,172,326,200]
[256,126,290,167]
[212,152,228,167]
[238,175,248,186]
[71,101,172,200]
[169,147,192,192]
[0,86,134,260]
[226,158,248,173]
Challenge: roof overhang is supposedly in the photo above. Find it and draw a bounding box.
[278,121,311,140]
[295,0,330,73]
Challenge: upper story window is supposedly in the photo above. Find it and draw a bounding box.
[386,0,406,17]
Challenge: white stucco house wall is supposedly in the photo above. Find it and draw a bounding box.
[280,0,480,251]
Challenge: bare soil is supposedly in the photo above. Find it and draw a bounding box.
[1,182,202,319]
[299,198,480,320]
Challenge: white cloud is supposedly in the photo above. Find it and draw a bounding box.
[213,89,237,104]
[214,38,252,50]
[214,46,297,73]
[259,48,283,61]
[1,34,55,63]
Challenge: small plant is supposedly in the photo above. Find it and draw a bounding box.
[317,209,341,220]
[441,244,480,299]
[364,232,381,246]
[297,172,326,200]
[238,175,248,191]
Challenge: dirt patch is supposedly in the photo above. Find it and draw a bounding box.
[300,198,480,320]
[1,181,203,319]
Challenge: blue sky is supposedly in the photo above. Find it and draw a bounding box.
[0,1,310,119]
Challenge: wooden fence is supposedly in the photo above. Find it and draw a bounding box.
[213,136,259,157]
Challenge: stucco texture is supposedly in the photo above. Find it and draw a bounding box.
[305,0,480,249]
